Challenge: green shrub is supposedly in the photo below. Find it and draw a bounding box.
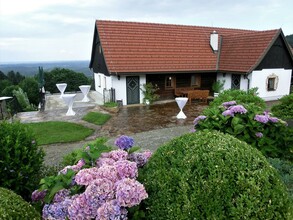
[0,121,45,200]
[209,88,266,109]
[271,93,293,119]
[195,101,292,160]
[139,131,292,219]
[0,187,41,219]
[267,158,293,201]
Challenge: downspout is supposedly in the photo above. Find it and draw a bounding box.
[244,72,251,91]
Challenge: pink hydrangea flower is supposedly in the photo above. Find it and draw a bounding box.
[75,167,99,186]
[115,178,148,207]
[114,160,138,179]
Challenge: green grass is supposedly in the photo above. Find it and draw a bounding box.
[27,121,94,145]
[82,111,111,125]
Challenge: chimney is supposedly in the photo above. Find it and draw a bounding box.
[210,30,218,52]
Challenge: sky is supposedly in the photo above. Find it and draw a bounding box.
[0,0,292,63]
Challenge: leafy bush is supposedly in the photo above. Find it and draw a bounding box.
[139,130,292,219]
[0,187,41,219]
[0,121,45,200]
[194,101,292,160]
[62,137,113,166]
[13,87,36,111]
[271,93,293,119]
[19,77,39,106]
[209,88,266,109]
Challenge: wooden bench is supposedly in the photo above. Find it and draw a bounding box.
[174,87,195,97]
[187,90,210,104]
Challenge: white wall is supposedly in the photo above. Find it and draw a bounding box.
[250,68,292,101]
[217,73,249,91]
[94,72,146,105]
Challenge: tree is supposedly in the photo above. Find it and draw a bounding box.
[0,71,7,81]
[44,68,91,93]
[19,77,39,106]
[6,71,25,85]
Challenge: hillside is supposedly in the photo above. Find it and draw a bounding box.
[0,60,92,77]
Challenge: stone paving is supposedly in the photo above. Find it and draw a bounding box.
[15,93,209,165]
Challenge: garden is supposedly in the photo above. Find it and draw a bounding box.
[0,89,292,219]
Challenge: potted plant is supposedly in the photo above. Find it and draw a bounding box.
[212,80,225,97]
[103,101,119,113]
[140,83,160,105]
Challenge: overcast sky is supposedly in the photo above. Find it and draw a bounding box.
[0,0,292,63]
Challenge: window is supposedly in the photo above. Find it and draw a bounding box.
[191,74,201,87]
[165,76,175,89]
[231,74,241,89]
[267,74,278,91]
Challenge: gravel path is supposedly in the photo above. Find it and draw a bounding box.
[42,125,191,166]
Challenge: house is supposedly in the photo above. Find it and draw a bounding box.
[89,20,293,105]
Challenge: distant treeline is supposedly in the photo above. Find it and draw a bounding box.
[0,60,93,77]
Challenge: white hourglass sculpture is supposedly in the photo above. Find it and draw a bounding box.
[175,97,188,119]
[62,94,76,116]
[79,85,91,102]
[56,83,67,98]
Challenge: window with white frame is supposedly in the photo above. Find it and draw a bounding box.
[267,74,278,91]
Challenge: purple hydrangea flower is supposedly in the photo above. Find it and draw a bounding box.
[96,200,128,220]
[255,132,263,138]
[127,151,152,168]
[193,115,207,125]
[42,198,72,219]
[222,101,237,108]
[53,189,70,203]
[68,194,94,219]
[268,117,279,123]
[222,109,234,117]
[115,135,134,150]
[254,114,269,124]
[31,189,47,202]
[229,105,247,114]
[115,178,148,208]
[84,178,115,205]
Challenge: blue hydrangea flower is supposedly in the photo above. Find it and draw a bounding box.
[114,135,134,150]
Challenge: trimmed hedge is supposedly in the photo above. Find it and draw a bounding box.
[0,121,44,200]
[0,187,40,219]
[139,130,292,219]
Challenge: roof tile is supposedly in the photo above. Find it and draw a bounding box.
[96,20,279,73]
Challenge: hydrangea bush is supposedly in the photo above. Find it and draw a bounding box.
[193,101,292,159]
[33,135,151,219]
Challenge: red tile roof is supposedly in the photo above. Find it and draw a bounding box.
[96,20,281,74]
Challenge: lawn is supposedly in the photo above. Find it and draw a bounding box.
[27,121,94,145]
[82,111,111,125]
